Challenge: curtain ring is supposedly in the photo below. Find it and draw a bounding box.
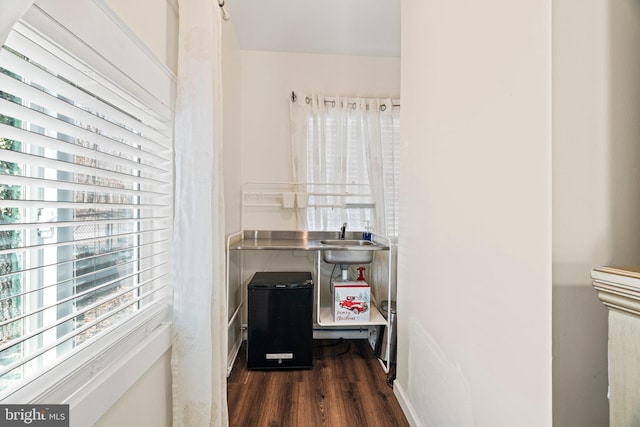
[352,103,357,110]
[305,96,311,104]
[291,91,297,102]
[380,104,387,111]
[331,100,336,108]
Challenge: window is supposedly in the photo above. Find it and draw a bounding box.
[292,94,400,237]
[0,23,172,398]
[304,112,375,232]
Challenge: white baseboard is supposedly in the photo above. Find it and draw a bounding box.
[227,336,243,377]
[394,381,422,427]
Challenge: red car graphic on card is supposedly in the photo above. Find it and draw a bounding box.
[339,296,369,313]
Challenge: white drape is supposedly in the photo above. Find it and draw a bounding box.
[0,0,35,45]
[367,103,401,239]
[172,1,227,426]
[290,93,400,298]
[290,93,399,236]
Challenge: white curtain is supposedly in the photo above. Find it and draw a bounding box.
[366,103,401,239]
[172,0,227,426]
[290,93,399,298]
[290,93,399,237]
[0,0,35,45]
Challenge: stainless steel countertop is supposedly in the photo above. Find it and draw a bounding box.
[228,230,389,251]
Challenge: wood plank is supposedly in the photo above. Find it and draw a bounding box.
[228,339,408,427]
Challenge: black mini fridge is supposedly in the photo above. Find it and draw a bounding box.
[247,272,314,370]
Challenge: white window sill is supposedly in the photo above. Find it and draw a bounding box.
[68,321,171,427]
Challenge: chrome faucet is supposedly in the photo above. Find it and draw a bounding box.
[340,223,347,239]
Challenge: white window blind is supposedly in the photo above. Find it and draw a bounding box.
[0,24,172,398]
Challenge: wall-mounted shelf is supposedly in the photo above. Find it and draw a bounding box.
[241,182,375,229]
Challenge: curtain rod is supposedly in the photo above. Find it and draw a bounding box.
[290,91,400,109]
[217,0,231,21]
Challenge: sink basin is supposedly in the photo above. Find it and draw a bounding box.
[320,239,374,247]
[320,239,374,264]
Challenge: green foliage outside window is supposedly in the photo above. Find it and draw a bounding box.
[0,66,23,346]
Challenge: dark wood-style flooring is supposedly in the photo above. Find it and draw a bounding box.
[227,339,409,427]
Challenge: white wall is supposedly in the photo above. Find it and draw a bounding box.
[239,50,400,230]
[103,0,178,74]
[223,20,242,235]
[552,0,640,425]
[397,1,552,426]
[93,351,172,427]
[551,0,609,425]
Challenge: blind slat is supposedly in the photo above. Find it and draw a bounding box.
[0,229,170,257]
[0,282,170,379]
[0,146,170,185]
[0,71,169,154]
[0,173,170,202]
[5,28,172,132]
[0,240,171,291]
[0,199,170,211]
[0,260,169,329]
[0,215,170,233]
[0,97,171,164]
[0,47,172,145]
[0,122,171,176]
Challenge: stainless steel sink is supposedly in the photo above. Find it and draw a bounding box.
[320,239,374,246]
[320,239,375,264]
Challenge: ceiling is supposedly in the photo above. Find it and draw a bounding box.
[225,0,400,57]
